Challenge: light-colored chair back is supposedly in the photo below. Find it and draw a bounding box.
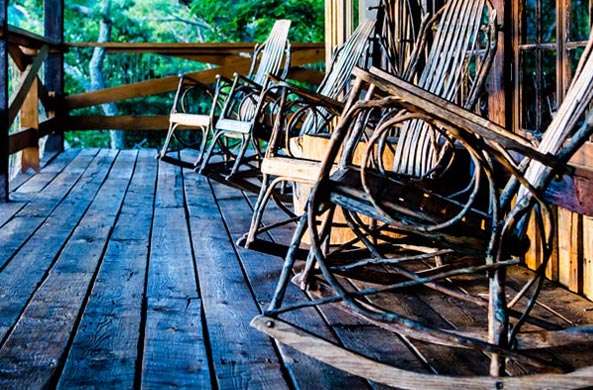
[392,0,497,177]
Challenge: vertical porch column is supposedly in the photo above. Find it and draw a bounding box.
[44,0,64,154]
[1,0,8,202]
[324,0,355,65]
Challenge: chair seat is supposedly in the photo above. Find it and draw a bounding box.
[261,156,338,183]
[170,113,210,128]
[216,118,252,134]
[328,168,494,255]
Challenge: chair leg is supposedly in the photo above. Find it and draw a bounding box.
[489,266,509,376]
[227,133,251,178]
[296,205,336,289]
[267,212,309,311]
[244,173,275,247]
[193,126,210,166]
[157,121,178,160]
[198,129,226,173]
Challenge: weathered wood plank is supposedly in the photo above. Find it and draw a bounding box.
[0,150,136,389]
[57,150,155,389]
[208,178,372,389]
[584,216,593,299]
[0,149,116,342]
[141,155,211,389]
[9,148,80,194]
[0,149,99,270]
[557,208,582,293]
[183,172,290,390]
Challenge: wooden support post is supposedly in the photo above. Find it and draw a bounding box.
[20,78,40,173]
[44,0,64,154]
[487,0,510,128]
[325,0,354,65]
[1,0,8,202]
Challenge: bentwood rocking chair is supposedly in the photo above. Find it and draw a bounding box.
[197,19,292,193]
[156,75,221,169]
[236,18,377,251]
[253,24,593,390]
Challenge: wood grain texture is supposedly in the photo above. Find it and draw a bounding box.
[209,178,371,389]
[184,173,291,390]
[0,151,135,389]
[57,150,156,389]
[142,152,211,389]
[0,149,102,270]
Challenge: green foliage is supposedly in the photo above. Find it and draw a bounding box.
[189,0,324,42]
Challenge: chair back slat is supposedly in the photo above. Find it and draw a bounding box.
[252,19,291,85]
[237,19,291,121]
[392,0,493,177]
[300,19,375,135]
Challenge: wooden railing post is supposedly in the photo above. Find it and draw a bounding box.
[1,0,8,202]
[20,76,39,173]
[44,0,64,154]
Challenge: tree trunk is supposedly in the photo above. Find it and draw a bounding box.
[89,0,124,149]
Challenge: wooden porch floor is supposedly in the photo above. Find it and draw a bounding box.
[2,148,593,389]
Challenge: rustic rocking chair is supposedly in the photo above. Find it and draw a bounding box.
[197,19,292,193]
[239,0,497,255]
[236,18,376,251]
[156,74,222,168]
[252,29,593,390]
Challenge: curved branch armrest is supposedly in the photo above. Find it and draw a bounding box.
[358,67,563,171]
[265,73,345,113]
[232,72,265,91]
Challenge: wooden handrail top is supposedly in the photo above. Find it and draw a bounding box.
[66,42,323,55]
[5,25,64,51]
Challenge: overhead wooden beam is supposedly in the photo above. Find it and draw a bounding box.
[44,0,65,154]
[1,0,8,202]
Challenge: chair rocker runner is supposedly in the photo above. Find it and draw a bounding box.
[236,18,376,253]
[198,19,292,194]
[253,25,593,390]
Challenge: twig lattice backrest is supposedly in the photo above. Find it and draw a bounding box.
[392,0,496,177]
[300,19,375,135]
[238,19,291,121]
[252,19,292,86]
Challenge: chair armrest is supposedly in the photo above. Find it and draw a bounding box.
[232,72,264,91]
[357,67,562,170]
